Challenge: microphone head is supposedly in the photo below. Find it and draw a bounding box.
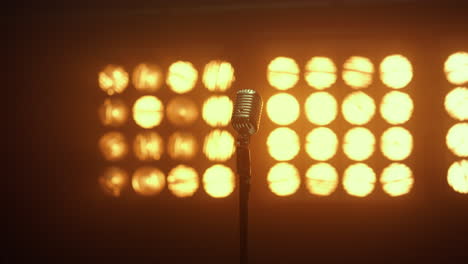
[231,89,263,136]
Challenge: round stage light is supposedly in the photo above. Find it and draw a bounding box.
[267,163,300,196]
[305,127,338,161]
[203,60,235,91]
[380,91,414,125]
[343,127,375,161]
[166,61,198,94]
[447,160,468,194]
[266,93,300,125]
[267,57,299,90]
[202,95,233,127]
[381,127,413,161]
[380,163,414,197]
[304,92,338,125]
[444,52,468,85]
[267,127,300,161]
[132,63,163,92]
[446,123,468,157]
[133,132,164,161]
[167,132,198,161]
[342,56,374,89]
[133,96,164,128]
[99,167,129,197]
[203,129,235,162]
[305,163,338,196]
[166,96,199,126]
[342,91,376,125]
[445,87,468,121]
[132,167,165,196]
[99,132,128,161]
[168,165,199,198]
[304,57,337,90]
[203,164,235,198]
[380,54,413,89]
[343,163,376,197]
[98,98,129,127]
[99,65,129,95]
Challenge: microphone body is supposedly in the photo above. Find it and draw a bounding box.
[231,89,263,137]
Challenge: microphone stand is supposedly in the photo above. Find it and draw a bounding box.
[236,134,251,264]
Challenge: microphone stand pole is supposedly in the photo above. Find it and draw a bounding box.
[236,134,251,264]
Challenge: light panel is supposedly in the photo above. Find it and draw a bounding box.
[304,57,337,90]
[305,163,338,196]
[133,96,164,128]
[267,163,301,196]
[267,57,299,90]
[167,165,199,198]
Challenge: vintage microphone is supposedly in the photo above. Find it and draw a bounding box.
[231,89,263,264]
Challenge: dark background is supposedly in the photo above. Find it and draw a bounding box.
[8,0,468,263]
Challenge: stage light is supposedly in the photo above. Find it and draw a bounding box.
[267,162,300,196]
[267,57,299,90]
[167,165,199,198]
[343,127,375,161]
[445,87,468,121]
[304,57,337,90]
[99,65,129,95]
[167,132,198,161]
[343,163,376,197]
[132,63,163,92]
[203,60,235,92]
[166,96,199,126]
[202,95,233,127]
[342,56,374,89]
[267,127,300,161]
[304,92,338,125]
[380,91,414,125]
[203,129,235,162]
[447,160,468,194]
[444,52,468,85]
[341,91,376,125]
[166,61,198,94]
[132,167,165,196]
[381,127,413,161]
[98,98,129,127]
[305,163,338,196]
[446,123,468,157]
[380,163,414,197]
[305,127,338,161]
[99,167,129,197]
[203,164,235,198]
[133,95,164,128]
[266,93,300,125]
[133,132,164,161]
[380,54,413,89]
[99,132,128,161]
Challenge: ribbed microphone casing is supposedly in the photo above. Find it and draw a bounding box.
[231,89,263,136]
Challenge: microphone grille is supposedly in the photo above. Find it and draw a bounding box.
[231,89,263,135]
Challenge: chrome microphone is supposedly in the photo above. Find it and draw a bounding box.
[231,89,263,136]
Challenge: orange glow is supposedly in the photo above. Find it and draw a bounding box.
[98,98,129,127]
[99,132,128,161]
[267,163,300,196]
[304,57,337,90]
[342,56,374,89]
[166,96,199,126]
[445,87,468,121]
[266,93,300,125]
[133,96,164,128]
[132,167,165,196]
[99,167,129,197]
[341,91,376,125]
[203,60,235,91]
[132,63,163,92]
[203,164,235,198]
[166,61,198,94]
[98,65,129,95]
[133,132,163,161]
[167,165,199,198]
[381,163,414,197]
[444,52,468,85]
[203,129,235,162]
[202,95,233,127]
[267,57,299,90]
[343,127,375,161]
[267,128,300,161]
[380,91,414,125]
[305,163,338,196]
[304,92,338,125]
[343,163,376,197]
[447,160,468,194]
[167,132,198,161]
[380,54,413,89]
[381,127,413,161]
[446,123,468,157]
[305,127,338,161]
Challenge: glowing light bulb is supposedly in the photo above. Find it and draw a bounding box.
[380,54,413,89]
[167,132,198,161]
[267,163,300,196]
[304,92,338,125]
[444,52,468,85]
[267,127,300,161]
[202,95,233,127]
[380,91,414,125]
[304,57,337,90]
[203,60,235,91]
[381,127,413,161]
[446,123,468,157]
[305,163,338,196]
[305,127,338,161]
[447,160,468,194]
[203,164,235,198]
[445,87,468,121]
[132,167,165,196]
[343,163,376,197]
[132,63,163,92]
[203,129,235,162]
[167,165,199,198]
[98,98,129,127]
[99,167,129,197]
[133,96,164,128]
[342,56,374,89]
[133,132,163,161]
[380,163,414,197]
[342,91,376,125]
[266,93,300,125]
[98,65,129,95]
[166,96,199,126]
[166,61,198,94]
[343,127,375,161]
[267,57,299,90]
[99,132,128,161]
